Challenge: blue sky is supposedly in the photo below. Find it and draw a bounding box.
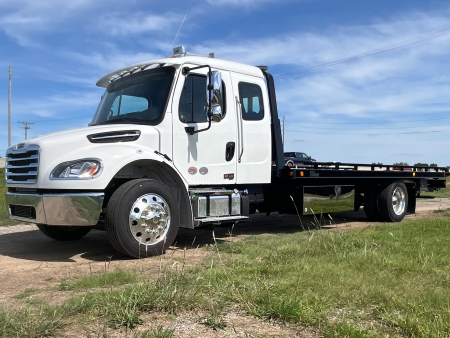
[1,0,450,165]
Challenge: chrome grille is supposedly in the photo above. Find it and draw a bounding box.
[5,145,40,184]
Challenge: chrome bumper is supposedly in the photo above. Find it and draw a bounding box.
[5,192,104,226]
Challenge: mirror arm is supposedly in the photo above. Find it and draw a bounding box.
[183,65,213,135]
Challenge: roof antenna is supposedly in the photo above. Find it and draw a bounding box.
[167,14,187,57]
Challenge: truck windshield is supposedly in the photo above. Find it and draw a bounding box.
[91,67,175,126]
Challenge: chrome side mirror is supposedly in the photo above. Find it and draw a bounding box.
[207,71,223,122]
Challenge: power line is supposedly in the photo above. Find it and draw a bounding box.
[13,70,97,90]
[286,116,450,124]
[286,122,450,131]
[18,121,35,140]
[32,115,93,123]
[285,128,450,136]
[286,110,450,119]
[276,27,450,78]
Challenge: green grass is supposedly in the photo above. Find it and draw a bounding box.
[0,168,20,226]
[13,288,38,300]
[59,269,140,291]
[421,175,450,198]
[2,216,450,337]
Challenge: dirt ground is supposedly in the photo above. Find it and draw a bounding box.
[0,198,449,304]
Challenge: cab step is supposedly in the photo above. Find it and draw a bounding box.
[195,216,249,224]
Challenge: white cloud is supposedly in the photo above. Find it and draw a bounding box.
[205,0,286,6]
[96,12,182,36]
[0,0,109,46]
[64,50,164,73]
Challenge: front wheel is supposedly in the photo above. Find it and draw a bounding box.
[106,179,180,258]
[37,225,91,241]
[378,181,408,222]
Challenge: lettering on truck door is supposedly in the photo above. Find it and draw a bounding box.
[171,67,238,185]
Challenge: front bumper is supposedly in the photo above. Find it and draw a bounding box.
[5,192,104,226]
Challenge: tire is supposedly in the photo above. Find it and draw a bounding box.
[37,225,91,241]
[363,188,381,221]
[106,179,180,258]
[287,161,294,167]
[378,181,408,222]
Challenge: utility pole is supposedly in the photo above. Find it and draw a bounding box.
[282,116,285,145]
[8,66,12,147]
[18,121,35,140]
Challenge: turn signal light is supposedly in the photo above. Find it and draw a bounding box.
[289,171,294,177]
[413,172,416,177]
[300,171,304,177]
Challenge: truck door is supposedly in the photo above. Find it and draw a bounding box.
[231,74,272,184]
[171,68,238,185]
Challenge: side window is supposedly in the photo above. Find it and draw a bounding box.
[239,82,264,121]
[110,96,120,117]
[302,153,309,159]
[179,74,226,123]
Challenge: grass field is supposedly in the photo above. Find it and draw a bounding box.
[421,175,450,198]
[2,215,450,337]
[0,168,20,226]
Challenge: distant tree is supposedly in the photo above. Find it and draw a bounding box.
[393,162,409,166]
[414,163,429,167]
[430,163,438,167]
[372,162,383,165]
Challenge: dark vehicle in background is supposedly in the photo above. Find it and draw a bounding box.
[284,152,316,167]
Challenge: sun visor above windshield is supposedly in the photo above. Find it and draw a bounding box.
[96,59,181,88]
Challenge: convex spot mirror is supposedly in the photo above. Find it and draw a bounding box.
[206,71,223,122]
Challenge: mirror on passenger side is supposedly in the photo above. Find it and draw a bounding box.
[207,71,223,122]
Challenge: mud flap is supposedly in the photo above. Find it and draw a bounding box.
[407,188,416,214]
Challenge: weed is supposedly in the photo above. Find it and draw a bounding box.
[13,288,37,299]
[201,314,227,330]
[139,326,175,338]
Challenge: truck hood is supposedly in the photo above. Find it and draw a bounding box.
[11,124,146,147]
[6,124,163,189]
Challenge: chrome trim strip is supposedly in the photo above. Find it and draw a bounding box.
[6,171,38,176]
[195,216,248,224]
[5,192,104,226]
[6,155,39,162]
[6,178,37,184]
[91,133,140,140]
[6,163,38,169]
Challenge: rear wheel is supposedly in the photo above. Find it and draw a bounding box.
[106,179,180,258]
[37,225,91,241]
[378,181,408,222]
[287,161,294,167]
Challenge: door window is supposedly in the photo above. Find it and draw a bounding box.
[238,82,264,121]
[179,74,226,123]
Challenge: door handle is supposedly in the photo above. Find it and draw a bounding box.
[226,142,235,162]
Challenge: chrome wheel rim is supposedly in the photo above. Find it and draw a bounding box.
[392,187,406,215]
[128,193,171,245]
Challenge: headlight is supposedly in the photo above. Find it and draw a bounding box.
[50,159,103,179]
